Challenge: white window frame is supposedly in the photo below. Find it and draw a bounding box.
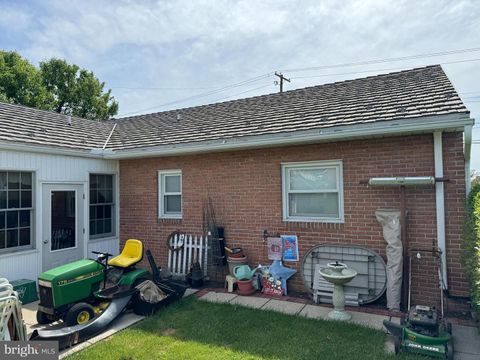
[88,173,116,240]
[0,170,35,254]
[158,170,182,219]
[281,160,344,223]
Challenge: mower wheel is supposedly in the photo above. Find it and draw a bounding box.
[447,342,454,360]
[394,337,401,355]
[65,303,95,326]
[36,311,54,325]
[447,322,452,335]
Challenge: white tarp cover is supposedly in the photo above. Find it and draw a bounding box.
[375,209,403,310]
[136,280,167,304]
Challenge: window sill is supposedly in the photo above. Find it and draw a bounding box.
[283,219,344,230]
[158,217,182,224]
[89,235,119,243]
[283,217,344,224]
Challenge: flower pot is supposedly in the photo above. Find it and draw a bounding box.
[236,279,255,296]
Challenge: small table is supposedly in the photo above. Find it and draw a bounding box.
[225,275,237,292]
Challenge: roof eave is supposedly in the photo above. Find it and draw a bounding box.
[104,113,474,160]
[0,140,104,159]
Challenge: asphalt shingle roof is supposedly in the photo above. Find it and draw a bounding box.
[0,102,112,151]
[0,65,469,153]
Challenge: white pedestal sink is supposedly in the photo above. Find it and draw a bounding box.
[319,262,358,321]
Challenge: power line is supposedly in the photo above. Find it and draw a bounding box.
[279,46,480,73]
[289,57,480,80]
[119,47,480,117]
[210,83,273,103]
[459,91,480,95]
[118,73,273,117]
[112,86,218,91]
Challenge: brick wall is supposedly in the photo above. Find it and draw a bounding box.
[119,132,469,306]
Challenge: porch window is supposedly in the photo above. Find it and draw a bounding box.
[282,160,344,223]
[0,171,33,252]
[89,174,115,239]
[158,170,182,219]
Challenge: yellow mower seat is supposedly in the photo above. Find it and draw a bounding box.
[108,239,143,268]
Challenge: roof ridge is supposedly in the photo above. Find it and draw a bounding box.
[0,101,112,125]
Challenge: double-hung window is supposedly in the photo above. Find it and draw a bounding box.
[158,170,182,219]
[282,160,344,223]
[89,174,115,239]
[0,171,33,252]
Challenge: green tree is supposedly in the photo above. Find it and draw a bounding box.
[40,58,118,120]
[0,51,118,120]
[0,51,52,109]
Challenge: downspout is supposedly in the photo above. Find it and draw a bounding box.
[464,124,473,195]
[434,131,447,289]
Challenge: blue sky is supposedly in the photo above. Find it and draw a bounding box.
[0,0,479,170]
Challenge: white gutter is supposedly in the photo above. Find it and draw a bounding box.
[104,114,474,159]
[464,124,473,195]
[434,131,448,289]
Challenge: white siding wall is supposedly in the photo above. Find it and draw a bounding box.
[0,149,120,282]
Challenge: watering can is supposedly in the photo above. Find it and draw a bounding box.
[233,265,260,280]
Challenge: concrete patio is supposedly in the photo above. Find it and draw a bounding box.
[21,288,198,358]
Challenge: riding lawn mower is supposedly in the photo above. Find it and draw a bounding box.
[36,239,185,326]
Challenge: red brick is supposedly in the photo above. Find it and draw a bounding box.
[119,132,469,306]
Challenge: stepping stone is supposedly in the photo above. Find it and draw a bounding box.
[350,311,393,330]
[230,296,270,309]
[452,324,480,359]
[261,299,305,315]
[183,288,199,298]
[298,304,330,320]
[199,291,237,303]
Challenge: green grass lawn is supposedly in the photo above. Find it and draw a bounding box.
[67,297,419,360]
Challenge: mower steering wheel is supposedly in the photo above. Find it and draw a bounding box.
[91,251,113,267]
[92,250,113,257]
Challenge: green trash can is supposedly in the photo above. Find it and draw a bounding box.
[11,279,38,304]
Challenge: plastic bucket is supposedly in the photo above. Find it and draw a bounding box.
[227,256,248,276]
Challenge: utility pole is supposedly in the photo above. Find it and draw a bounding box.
[274,72,290,93]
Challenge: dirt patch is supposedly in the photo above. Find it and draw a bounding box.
[162,328,177,336]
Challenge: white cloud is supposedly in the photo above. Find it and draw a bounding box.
[0,5,32,31]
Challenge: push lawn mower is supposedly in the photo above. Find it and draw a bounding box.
[384,305,453,359]
[383,248,453,359]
